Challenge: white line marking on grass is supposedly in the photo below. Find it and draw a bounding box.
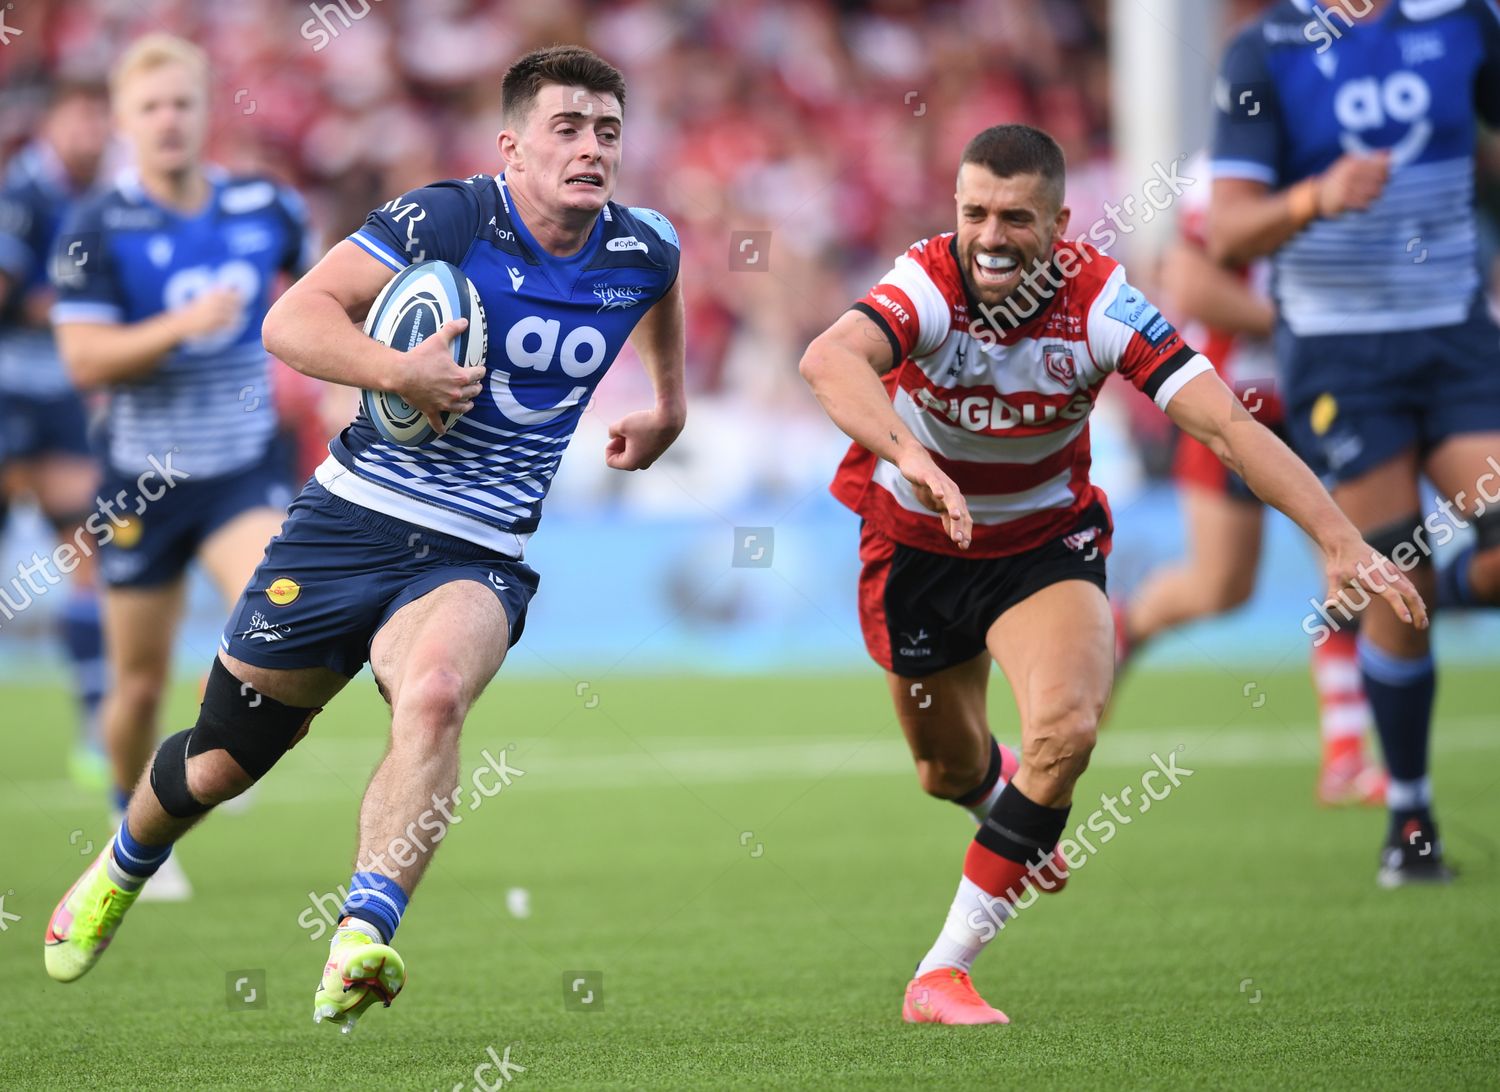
[6,718,1497,809]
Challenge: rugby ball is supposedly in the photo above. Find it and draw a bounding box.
[360,260,487,446]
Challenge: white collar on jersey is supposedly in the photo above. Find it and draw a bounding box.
[114,163,228,204]
[493,172,614,222]
[494,173,510,214]
[1287,0,1463,20]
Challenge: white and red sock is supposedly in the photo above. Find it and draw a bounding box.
[1312,629,1373,767]
[915,784,1069,976]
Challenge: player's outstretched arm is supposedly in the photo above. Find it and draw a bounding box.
[1164,369,1427,628]
[1207,152,1390,267]
[262,241,483,434]
[607,276,687,470]
[799,310,971,549]
[56,287,243,388]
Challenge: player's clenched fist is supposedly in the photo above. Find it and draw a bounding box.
[389,317,485,435]
[604,405,684,470]
[1316,151,1390,217]
[897,447,972,550]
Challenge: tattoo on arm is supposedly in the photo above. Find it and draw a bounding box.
[890,431,899,444]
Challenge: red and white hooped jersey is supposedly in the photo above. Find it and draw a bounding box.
[830,234,1212,557]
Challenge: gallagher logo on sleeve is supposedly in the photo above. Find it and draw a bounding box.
[1105,283,1175,347]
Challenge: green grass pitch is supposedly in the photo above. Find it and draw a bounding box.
[2,666,1498,1089]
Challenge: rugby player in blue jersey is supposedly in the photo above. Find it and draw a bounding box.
[0,82,111,787]
[46,35,311,902]
[1211,0,1500,884]
[44,45,687,1032]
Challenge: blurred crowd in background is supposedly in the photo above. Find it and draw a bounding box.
[1,0,1498,516]
[0,0,1131,513]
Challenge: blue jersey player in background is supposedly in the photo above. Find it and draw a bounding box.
[43,46,688,1032]
[1210,0,1500,885]
[0,81,111,790]
[48,36,311,902]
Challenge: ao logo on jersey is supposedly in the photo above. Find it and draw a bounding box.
[162,260,260,352]
[491,316,608,425]
[1335,71,1431,166]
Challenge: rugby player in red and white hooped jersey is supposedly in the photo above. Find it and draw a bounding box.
[799,124,1426,1026]
[1118,153,1385,808]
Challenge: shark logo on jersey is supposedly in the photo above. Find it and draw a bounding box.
[1398,31,1445,67]
[241,610,290,642]
[227,224,273,256]
[1334,72,1432,166]
[593,284,646,311]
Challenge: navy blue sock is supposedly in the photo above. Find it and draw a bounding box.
[112,786,131,812]
[340,872,409,943]
[108,819,172,888]
[1357,637,1436,836]
[1435,544,1477,610]
[59,591,106,741]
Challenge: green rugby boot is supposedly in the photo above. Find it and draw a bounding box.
[313,921,406,1034]
[44,850,141,983]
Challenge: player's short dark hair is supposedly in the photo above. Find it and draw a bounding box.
[960,124,1066,208]
[46,78,109,112]
[502,45,626,124]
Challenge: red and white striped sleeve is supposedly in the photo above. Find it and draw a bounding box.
[1087,265,1213,409]
[850,238,953,365]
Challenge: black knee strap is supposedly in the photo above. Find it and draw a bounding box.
[1473,506,1500,552]
[194,658,320,779]
[1366,514,1432,569]
[150,660,321,817]
[149,728,206,818]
